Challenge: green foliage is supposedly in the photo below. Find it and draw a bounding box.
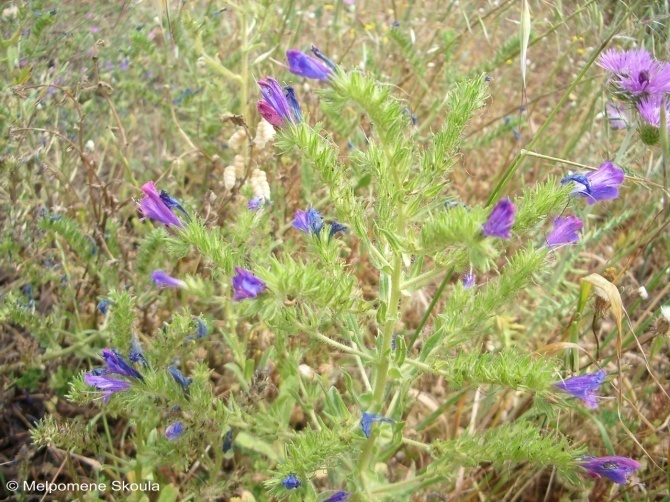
[105,290,136,349]
[31,415,102,455]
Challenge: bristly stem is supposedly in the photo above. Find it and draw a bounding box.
[408,267,454,351]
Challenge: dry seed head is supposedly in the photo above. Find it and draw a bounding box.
[656,306,670,336]
[228,129,246,150]
[234,154,245,178]
[223,165,236,190]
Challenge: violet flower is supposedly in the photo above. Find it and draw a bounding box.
[257,77,301,129]
[281,474,301,490]
[151,270,186,289]
[84,374,131,403]
[165,421,184,440]
[232,267,266,301]
[248,196,264,210]
[292,208,324,236]
[636,94,670,130]
[554,370,605,409]
[311,45,338,71]
[546,216,583,249]
[598,48,670,96]
[360,412,394,438]
[324,491,350,502]
[169,365,192,395]
[101,348,144,381]
[579,456,642,484]
[561,161,625,205]
[606,102,628,129]
[462,271,476,289]
[139,181,183,228]
[482,199,516,239]
[286,49,331,81]
[159,190,189,219]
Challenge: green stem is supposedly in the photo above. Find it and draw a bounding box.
[240,5,249,122]
[407,268,453,351]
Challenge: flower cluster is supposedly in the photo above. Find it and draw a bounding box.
[139,181,188,228]
[84,348,143,402]
[257,77,302,129]
[292,207,347,240]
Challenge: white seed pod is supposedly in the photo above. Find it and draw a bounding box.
[223,165,236,190]
[255,119,275,150]
[228,129,246,150]
[250,169,270,200]
[234,154,245,178]
[638,286,648,300]
[85,140,95,152]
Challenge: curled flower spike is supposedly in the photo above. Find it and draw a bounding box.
[561,161,625,205]
[101,348,144,381]
[84,374,131,403]
[360,412,395,438]
[462,271,476,289]
[165,421,184,440]
[151,270,187,289]
[139,181,183,228]
[257,77,301,129]
[232,267,266,301]
[323,491,350,502]
[482,199,516,239]
[546,216,583,249]
[554,370,605,409]
[579,456,641,484]
[281,474,301,490]
[286,49,331,81]
[169,365,192,395]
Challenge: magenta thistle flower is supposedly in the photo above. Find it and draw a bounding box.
[561,161,625,205]
[286,49,331,81]
[598,48,670,96]
[606,102,628,129]
[151,270,186,289]
[554,370,605,409]
[139,181,183,228]
[360,412,394,438]
[636,94,670,130]
[84,373,131,403]
[165,421,184,440]
[579,456,642,484]
[281,474,301,490]
[257,77,301,129]
[101,348,144,381]
[462,271,476,289]
[546,216,583,249]
[232,267,266,301]
[598,49,654,75]
[482,199,516,239]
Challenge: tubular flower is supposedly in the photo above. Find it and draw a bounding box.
[286,49,331,81]
[281,474,301,490]
[168,365,192,395]
[84,374,131,403]
[139,181,183,228]
[579,456,642,484]
[232,267,266,301]
[561,161,625,205]
[546,216,583,249]
[165,421,185,440]
[554,370,605,409]
[482,198,516,239]
[151,270,187,289]
[323,491,350,502]
[257,77,301,128]
[101,348,144,381]
[311,45,338,71]
[292,208,324,236]
[360,412,395,438]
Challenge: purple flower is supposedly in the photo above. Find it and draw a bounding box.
[311,45,338,71]
[281,474,301,490]
[139,181,183,228]
[462,271,476,289]
[91,25,100,33]
[482,199,516,239]
[561,161,625,205]
[554,370,605,409]
[546,216,583,249]
[232,267,266,300]
[360,412,394,438]
[324,491,350,502]
[329,221,347,240]
[286,49,332,81]
[257,77,301,129]
[636,94,670,130]
[292,208,324,236]
[579,456,641,484]
[168,365,192,395]
[151,270,186,289]
[606,102,628,129]
[598,48,670,96]
[248,196,264,210]
[159,190,189,219]
[84,374,131,403]
[165,421,184,440]
[101,348,144,381]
